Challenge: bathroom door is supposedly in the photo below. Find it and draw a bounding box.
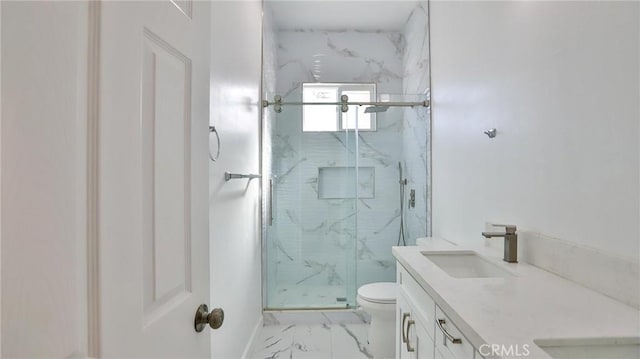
[99,1,211,357]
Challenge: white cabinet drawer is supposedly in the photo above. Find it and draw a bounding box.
[415,318,436,359]
[434,306,474,359]
[398,265,436,339]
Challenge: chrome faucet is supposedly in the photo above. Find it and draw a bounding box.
[482,224,518,263]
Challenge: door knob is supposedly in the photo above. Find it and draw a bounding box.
[194,304,224,332]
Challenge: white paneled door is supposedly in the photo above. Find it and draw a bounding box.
[2,1,91,357]
[99,1,211,357]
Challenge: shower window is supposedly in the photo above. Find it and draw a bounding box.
[302,84,338,131]
[302,83,376,132]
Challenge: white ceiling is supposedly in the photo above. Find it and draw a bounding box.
[266,0,422,31]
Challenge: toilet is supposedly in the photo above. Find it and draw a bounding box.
[357,282,397,359]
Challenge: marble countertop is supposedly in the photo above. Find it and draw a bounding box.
[392,238,640,359]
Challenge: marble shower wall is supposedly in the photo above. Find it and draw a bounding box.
[265,4,430,308]
[270,30,404,303]
[275,30,404,96]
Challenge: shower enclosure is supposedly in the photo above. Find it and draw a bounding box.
[261,0,431,310]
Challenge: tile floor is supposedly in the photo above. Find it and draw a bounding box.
[250,311,373,359]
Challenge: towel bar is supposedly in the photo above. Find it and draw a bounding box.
[224,172,261,182]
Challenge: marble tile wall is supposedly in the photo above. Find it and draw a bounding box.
[275,30,404,96]
[265,4,431,308]
[270,30,404,307]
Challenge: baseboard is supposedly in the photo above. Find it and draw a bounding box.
[240,315,263,359]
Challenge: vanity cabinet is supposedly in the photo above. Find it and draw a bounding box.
[397,265,482,359]
[397,288,436,359]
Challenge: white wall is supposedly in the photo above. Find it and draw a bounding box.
[1,1,89,356]
[209,1,263,358]
[1,2,3,354]
[430,1,640,261]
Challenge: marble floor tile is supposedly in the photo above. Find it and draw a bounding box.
[251,311,378,359]
[331,324,372,359]
[250,322,374,359]
[251,324,296,359]
[322,311,370,325]
[264,310,369,326]
[265,311,332,326]
[291,324,332,359]
[263,312,281,326]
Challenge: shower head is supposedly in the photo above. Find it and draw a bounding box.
[364,105,389,113]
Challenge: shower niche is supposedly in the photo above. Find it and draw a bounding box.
[261,0,431,309]
[317,166,375,200]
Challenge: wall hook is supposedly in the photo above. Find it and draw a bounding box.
[484,128,497,138]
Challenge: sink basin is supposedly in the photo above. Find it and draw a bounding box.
[422,251,513,278]
[534,337,640,359]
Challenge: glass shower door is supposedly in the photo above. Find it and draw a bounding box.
[264,88,359,309]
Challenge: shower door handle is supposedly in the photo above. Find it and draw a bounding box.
[269,179,273,226]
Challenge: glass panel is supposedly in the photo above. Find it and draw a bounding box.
[341,90,375,131]
[263,91,429,309]
[265,88,358,309]
[261,0,430,311]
